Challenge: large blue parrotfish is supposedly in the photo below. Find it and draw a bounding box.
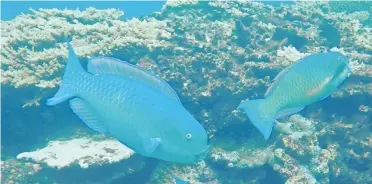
[238,52,351,140]
[47,41,208,163]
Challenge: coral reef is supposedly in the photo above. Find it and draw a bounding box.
[147,160,217,184]
[1,1,371,184]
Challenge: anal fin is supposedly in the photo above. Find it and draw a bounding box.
[117,140,138,153]
[275,107,304,119]
[69,98,108,133]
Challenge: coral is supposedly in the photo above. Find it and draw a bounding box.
[272,148,317,184]
[207,146,274,169]
[1,159,43,184]
[16,136,134,169]
[164,0,199,8]
[273,115,331,183]
[276,115,317,142]
[1,8,173,88]
[3,136,146,184]
[147,160,217,184]
[353,27,372,51]
[276,46,310,64]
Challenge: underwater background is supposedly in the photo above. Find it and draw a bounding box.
[1,1,372,184]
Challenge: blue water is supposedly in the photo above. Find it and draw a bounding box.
[1,1,372,184]
[1,1,166,20]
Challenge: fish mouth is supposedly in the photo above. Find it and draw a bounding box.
[193,145,210,162]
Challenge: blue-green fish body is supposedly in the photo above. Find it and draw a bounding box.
[238,52,350,139]
[47,42,208,163]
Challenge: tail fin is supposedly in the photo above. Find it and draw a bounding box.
[237,99,276,140]
[46,40,84,106]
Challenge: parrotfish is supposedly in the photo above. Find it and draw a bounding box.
[238,52,351,140]
[47,41,208,163]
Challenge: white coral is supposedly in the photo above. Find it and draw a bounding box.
[276,46,309,64]
[165,0,199,8]
[354,28,372,51]
[17,137,134,169]
[275,115,316,140]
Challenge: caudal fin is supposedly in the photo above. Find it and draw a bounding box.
[237,99,276,140]
[46,40,84,106]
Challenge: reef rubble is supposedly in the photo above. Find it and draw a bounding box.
[16,136,135,169]
[2,136,146,184]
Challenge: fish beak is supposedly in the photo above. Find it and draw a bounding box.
[194,145,210,161]
[347,65,352,78]
[194,152,206,162]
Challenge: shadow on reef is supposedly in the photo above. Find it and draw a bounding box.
[111,158,158,184]
[206,158,285,184]
[235,15,309,51]
[321,95,368,117]
[271,28,308,51]
[181,84,261,135]
[319,20,341,48]
[26,154,151,184]
[1,86,93,158]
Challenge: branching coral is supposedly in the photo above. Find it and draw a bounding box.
[1,8,173,88]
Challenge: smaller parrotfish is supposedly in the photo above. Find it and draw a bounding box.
[46,41,208,163]
[238,52,351,140]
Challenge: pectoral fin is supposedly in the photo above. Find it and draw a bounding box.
[306,76,334,97]
[143,137,161,154]
[69,98,108,133]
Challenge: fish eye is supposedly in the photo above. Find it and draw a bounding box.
[185,133,192,140]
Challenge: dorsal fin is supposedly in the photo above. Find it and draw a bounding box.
[46,41,83,106]
[87,57,181,104]
[265,64,294,97]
